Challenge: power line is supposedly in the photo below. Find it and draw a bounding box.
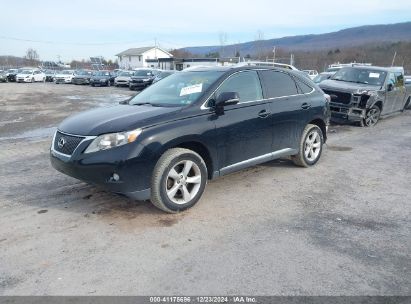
[0,35,156,46]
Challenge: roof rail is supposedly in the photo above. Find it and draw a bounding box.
[235,61,299,71]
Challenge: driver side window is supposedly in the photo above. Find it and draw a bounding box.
[216,71,263,103]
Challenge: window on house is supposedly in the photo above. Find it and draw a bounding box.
[138,55,141,62]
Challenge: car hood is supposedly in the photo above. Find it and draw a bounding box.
[131,76,153,80]
[58,104,182,136]
[16,74,32,77]
[56,74,73,78]
[320,79,382,93]
[91,75,110,80]
[115,76,131,81]
[74,75,90,78]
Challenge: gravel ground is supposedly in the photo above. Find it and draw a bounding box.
[0,82,410,296]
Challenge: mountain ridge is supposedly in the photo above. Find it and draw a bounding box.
[181,22,411,57]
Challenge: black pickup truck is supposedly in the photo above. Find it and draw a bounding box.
[319,66,411,126]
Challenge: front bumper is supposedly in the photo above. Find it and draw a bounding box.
[55,78,72,83]
[129,81,150,90]
[329,103,365,122]
[50,132,152,200]
[17,78,32,82]
[90,79,110,86]
[72,78,90,85]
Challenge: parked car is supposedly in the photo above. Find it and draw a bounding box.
[55,70,76,84]
[5,69,19,82]
[303,70,319,80]
[89,70,115,87]
[16,69,46,83]
[0,71,8,82]
[319,66,411,126]
[72,70,93,85]
[129,69,161,90]
[114,71,134,87]
[50,66,330,213]
[152,70,176,83]
[43,70,56,82]
[313,72,335,84]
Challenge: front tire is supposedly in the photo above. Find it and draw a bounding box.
[360,105,381,127]
[151,148,207,213]
[291,124,324,167]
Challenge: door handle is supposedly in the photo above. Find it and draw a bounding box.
[301,103,311,110]
[258,109,271,118]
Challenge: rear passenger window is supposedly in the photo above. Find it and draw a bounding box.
[216,71,263,103]
[294,78,313,94]
[260,70,298,98]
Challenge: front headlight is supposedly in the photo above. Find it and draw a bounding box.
[84,128,142,154]
[142,78,150,82]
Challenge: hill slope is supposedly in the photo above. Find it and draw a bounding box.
[181,22,411,56]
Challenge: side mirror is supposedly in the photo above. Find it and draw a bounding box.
[387,83,394,92]
[119,99,130,105]
[214,92,240,115]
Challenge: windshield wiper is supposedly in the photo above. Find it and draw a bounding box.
[133,102,162,107]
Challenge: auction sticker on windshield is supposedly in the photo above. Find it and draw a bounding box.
[180,83,203,96]
[369,72,380,78]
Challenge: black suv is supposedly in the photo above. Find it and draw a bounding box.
[51,66,330,213]
[129,69,161,90]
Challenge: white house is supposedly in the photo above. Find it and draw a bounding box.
[116,46,173,69]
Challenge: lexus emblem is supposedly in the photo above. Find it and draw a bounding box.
[58,137,66,149]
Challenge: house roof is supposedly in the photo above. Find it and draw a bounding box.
[115,46,173,57]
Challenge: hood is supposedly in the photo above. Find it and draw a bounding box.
[56,74,73,78]
[131,76,153,80]
[74,75,90,79]
[319,79,382,93]
[91,75,110,80]
[58,104,181,136]
[115,76,131,80]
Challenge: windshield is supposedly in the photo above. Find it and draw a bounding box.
[76,70,91,76]
[133,69,154,76]
[314,74,331,83]
[119,71,132,76]
[331,67,387,86]
[129,71,224,107]
[327,67,341,72]
[93,71,110,76]
[21,70,33,74]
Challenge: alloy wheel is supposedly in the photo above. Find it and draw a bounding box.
[364,107,380,126]
[165,160,202,204]
[304,130,321,162]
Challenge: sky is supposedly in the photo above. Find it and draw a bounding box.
[0,0,410,62]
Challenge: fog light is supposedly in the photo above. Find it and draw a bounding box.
[111,173,120,181]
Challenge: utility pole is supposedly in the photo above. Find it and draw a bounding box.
[391,51,397,66]
[273,46,276,63]
[154,38,157,59]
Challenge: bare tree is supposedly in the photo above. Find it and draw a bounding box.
[25,48,39,65]
[219,32,228,58]
[254,30,265,60]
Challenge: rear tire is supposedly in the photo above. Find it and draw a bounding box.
[151,148,207,213]
[403,97,410,111]
[291,124,324,167]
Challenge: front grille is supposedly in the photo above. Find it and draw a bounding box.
[323,90,352,104]
[53,131,85,155]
